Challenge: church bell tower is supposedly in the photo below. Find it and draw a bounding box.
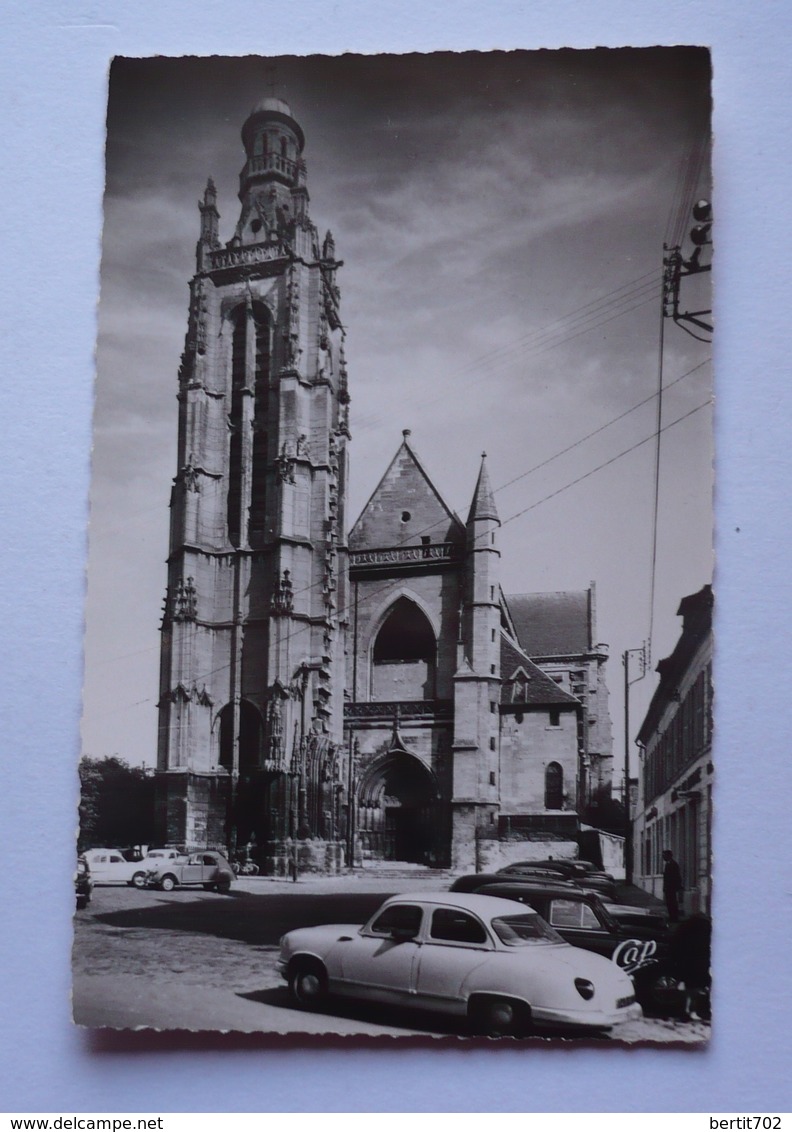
[156,99,350,869]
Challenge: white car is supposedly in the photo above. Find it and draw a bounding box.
[277,892,643,1035]
[81,849,139,885]
[82,847,183,888]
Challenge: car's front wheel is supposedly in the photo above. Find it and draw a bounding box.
[131,871,147,889]
[288,959,328,1009]
[469,995,529,1037]
[159,875,177,892]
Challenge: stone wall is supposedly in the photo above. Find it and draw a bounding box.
[260,838,346,876]
[499,705,579,813]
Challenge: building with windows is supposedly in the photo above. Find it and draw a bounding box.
[500,590,614,823]
[155,98,614,872]
[632,585,713,914]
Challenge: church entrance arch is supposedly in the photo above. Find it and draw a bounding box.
[357,751,438,864]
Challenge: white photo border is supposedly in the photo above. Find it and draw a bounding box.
[2,0,790,1113]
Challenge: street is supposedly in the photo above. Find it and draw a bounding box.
[72,877,710,1043]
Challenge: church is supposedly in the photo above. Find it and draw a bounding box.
[155,97,614,873]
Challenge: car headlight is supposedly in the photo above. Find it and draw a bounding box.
[575,978,595,1001]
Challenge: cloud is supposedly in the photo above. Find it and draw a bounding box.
[83,50,712,765]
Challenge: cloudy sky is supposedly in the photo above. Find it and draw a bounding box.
[83,49,712,773]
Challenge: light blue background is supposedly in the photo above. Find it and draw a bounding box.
[1,0,790,1113]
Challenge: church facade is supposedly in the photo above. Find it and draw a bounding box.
[155,99,613,873]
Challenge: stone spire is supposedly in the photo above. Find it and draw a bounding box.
[467,452,499,524]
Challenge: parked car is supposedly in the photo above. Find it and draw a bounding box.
[476,881,681,1014]
[144,850,235,893]
[455,870,636,915]
[278,891,642,1035]
[596,898,669,932]
[495,864,575,882]
[142,848,180,863]
[454,864,620,901]
[496,862,619,900]
[505,859,615,882]
[82,848,141,885]
[75,856,93,910]
[450,872,514,893]
[563,875,620,900]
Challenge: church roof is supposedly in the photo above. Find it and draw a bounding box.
[467,455,500,524]
[499,633,580,706]
[504,590,592,657]
[349,432,465,551]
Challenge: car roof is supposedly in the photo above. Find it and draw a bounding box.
[499,865,563,875]
[498,873,578,885]
[382,891,542,919]
[480,882,596,901]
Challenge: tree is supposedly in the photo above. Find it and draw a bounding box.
[78,756,155,850]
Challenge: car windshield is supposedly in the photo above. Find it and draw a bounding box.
[491,914,564,946]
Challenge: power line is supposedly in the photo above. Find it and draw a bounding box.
[494,357,710,495]
[93,274,664,536]
[353,280,663,432]
[499,400,711,529]
[451,271,659,378]
[89,393,712,722]
[91,356,709,667]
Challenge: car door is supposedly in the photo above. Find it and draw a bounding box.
[178,854,206,885]
[337,902,424,1005]
[545,897,617,959]
[87,854,109,882]
[201,853,223,884]
[106,852,132,883]
[413,907,493,1013]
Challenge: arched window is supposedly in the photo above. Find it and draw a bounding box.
[226,304,271,548]
[372,598,436,701]
[218,700,264,771]
[545,762,564,810]
[249,305,271,546]
[226,310,246,547]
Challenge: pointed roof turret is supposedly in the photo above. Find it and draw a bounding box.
[467,452,499,524]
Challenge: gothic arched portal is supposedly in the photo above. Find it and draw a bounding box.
[357,751,439,864]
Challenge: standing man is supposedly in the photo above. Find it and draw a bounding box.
[662,849,684,922]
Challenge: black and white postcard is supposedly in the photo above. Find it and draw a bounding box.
[75,50,713,1040]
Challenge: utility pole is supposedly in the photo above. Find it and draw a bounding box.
[662,199,712,342]
[623,643,648,885]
